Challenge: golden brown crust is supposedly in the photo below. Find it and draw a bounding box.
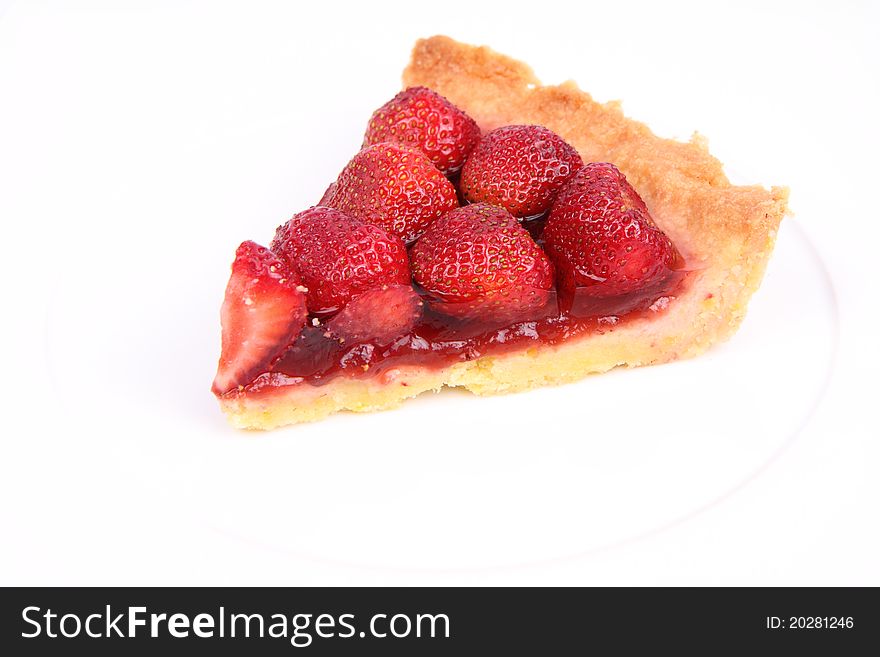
[219,36,789,430]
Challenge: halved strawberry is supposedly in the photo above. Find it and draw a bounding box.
[212,241,308,395]
[327,284,423,345]
[271,206,411,315]
[321,143,458,243]
[410,203,554,320]
[363,86,481,175]
[543,162,683,296]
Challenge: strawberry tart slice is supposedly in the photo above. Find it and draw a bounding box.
[212,36,788,430]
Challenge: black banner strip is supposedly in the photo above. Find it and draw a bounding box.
[1,587,876,654]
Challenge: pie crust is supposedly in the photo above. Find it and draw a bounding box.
[217,36,789,429]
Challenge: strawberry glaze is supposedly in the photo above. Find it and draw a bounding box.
[240,239,690,395]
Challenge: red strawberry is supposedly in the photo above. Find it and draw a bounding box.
[543,162,682,296]
[410,203,554,319]
[327,284,422,345]
[460,125,583,218]
[271,206,410,315]
[322,143,458,244]
[363,86,481,175]
[212,241,308,395]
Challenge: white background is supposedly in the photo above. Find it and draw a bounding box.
[0,0,878,585]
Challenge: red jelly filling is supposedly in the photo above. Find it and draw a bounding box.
[241,213,690,394]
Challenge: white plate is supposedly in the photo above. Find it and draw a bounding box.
[43,118,837,572]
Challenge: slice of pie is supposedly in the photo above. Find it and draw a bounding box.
[213,35,789,430]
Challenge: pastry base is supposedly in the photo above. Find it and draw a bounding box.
[218,36,789,430]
